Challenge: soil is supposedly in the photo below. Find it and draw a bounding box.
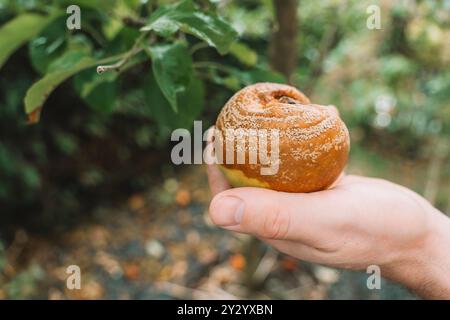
[0,165,417,300]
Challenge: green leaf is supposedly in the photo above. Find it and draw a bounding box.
[209,66,284,90]
[46,50,92,73]
[141,0,194,36]
[84,81,117,112]
[212,74,241,91]
[22,165,41,189]
[144,71,205,130]
[24,51,97,123]
[60,0,115,11]
[229,42,258,67]
[380,55,417,83]
[73,49,146,113]
[75,69,116,97]
[147,42,193,112]
[74,68,117,112]
[142,0,237,54]
[29,36,65,74]
[178,11,238,55]
[234,67,285,84]
[124,0,141,10]
[28,16,68,74]
[0,13,57,70]
[105,27,141,55]
[53,131,79,155]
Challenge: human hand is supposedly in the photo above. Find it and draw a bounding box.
[207,165,450,299]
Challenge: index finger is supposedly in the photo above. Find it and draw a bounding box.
[207,164,231,197]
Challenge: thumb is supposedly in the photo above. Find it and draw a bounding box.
[209,187,346,244]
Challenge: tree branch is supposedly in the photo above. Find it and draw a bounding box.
[269,0,299,83]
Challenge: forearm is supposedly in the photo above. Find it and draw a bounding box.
[389,208,450,299]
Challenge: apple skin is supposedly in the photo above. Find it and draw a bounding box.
[215,83,350,193]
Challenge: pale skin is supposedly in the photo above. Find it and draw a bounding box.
[207,165,450,299]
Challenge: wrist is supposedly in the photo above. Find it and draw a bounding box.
[387,208,450,299]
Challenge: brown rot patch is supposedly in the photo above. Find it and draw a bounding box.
[277,96,300,105]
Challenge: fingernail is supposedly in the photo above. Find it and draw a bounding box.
[211,196,245,226]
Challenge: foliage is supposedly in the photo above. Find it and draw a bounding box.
[0,0,280,229]
[0,0,449,300]
[0,0,449,227]
[299,0,450,143]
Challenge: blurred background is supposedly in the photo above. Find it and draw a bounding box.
[0,0,449,299]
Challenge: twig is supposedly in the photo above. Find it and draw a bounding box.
[193,61,232,74]
[303,23,339,95]
[190,42,210,54]
[122,16,146,28]
[303,3,345,95]
[84,24,107,47]
[155,281,240,300]
[251,248,278,284]
[97,34,147,74]
[269,0,299,83]
[424,137,448,205]
[97,47,143,74]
